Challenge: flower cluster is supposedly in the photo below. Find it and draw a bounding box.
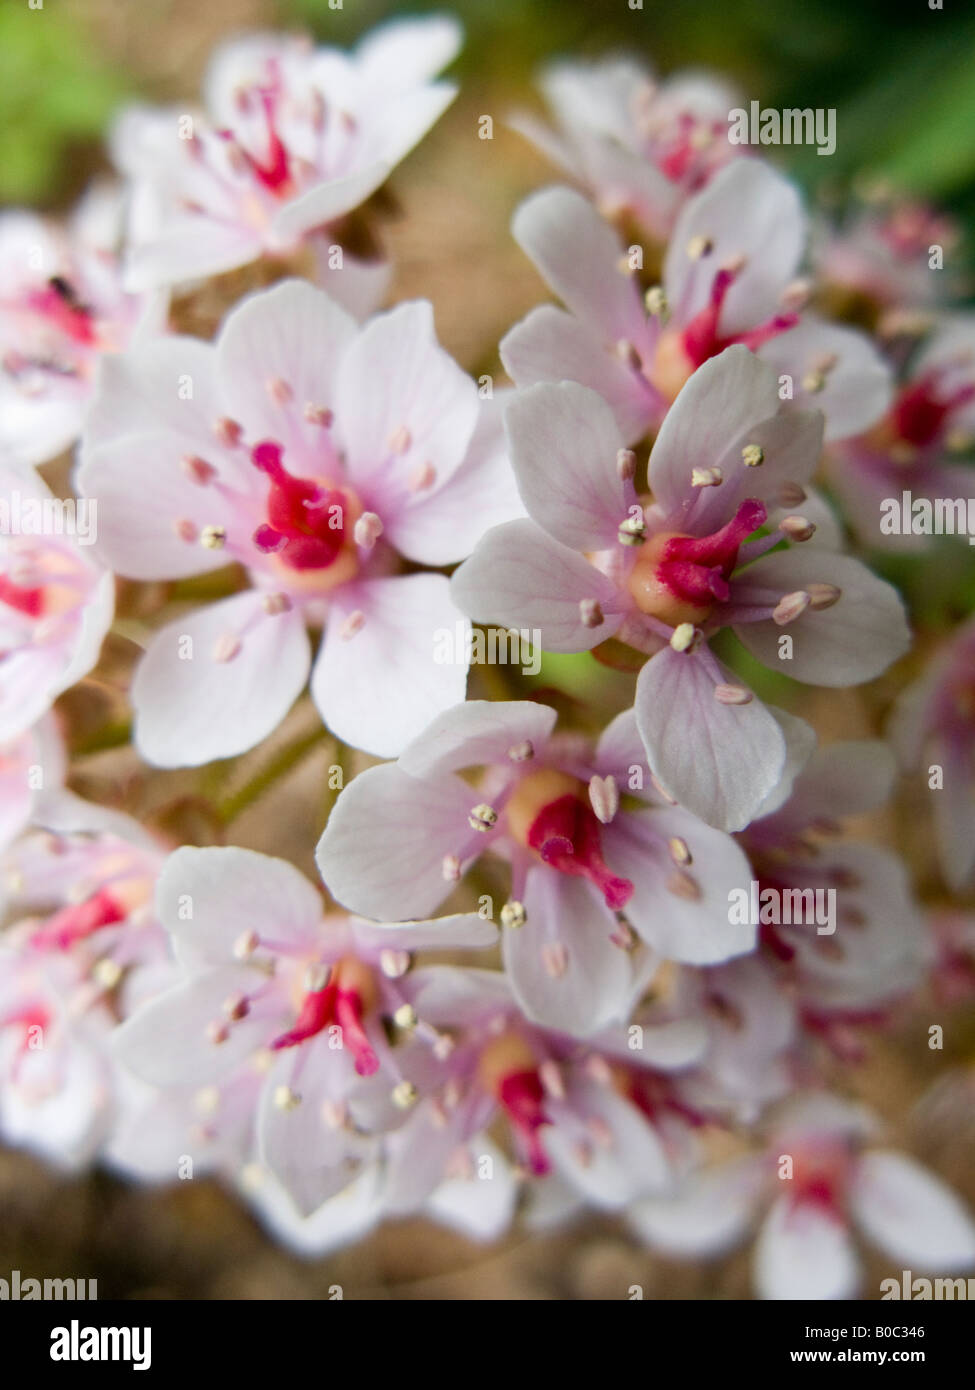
[1,18,974,1298]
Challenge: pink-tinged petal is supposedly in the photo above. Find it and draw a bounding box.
[355,15,462,92]
[123,219,262,294]
[502,868,635,1036]
[647,346,781,520]
[451,519,622,652]
[546,1077,671,1208]
[595,707,653,796]
[315,763,474,921]
[83,336,222,451]
[591,1017,709,1072]
[732,550,911,686]
[692,409,824,538]
[887,664,941,769]
[758,316,893,441]
[270,164,395,244]
[215,279,357,462]
[850,1151,975,1270]
[754,1195,860,1300]
[257,1041,378,1217]
[157,846,322,968]
[772,739,896,831]
[246,1165,383,1257]
[78,433,240,580]
[350,912,498,954]
[749,707,818,820]
[935,744,975,891]
[113,967,276,1085]
[426,1136,518,1242]
[312,574,468,758]
[132,591,311,767]
[511,186,652,350]
[500,305,656,446]
[504,382,630,551]
[389,392,526,566]
[383,1091,488,1215]
[766,483,844,552]
[665,161,804,335]
[790,844,925,1014]
[333,300,478,500]
[606,806,754,963]
[398,699,558,778]
[363,82,459,176]
[629,1156,765,1255]
[0,379,85,470]
[635,647,787,831]
[310,241,391,321]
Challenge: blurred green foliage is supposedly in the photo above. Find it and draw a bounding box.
[292,0,975,218]
[0,4,129,203]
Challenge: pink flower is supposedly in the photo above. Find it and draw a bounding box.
[381,966,706,1212]
[0,468,114,742]
[0,813,168,1168]
[114,845,497,1214]
[111,19,460,296]
[501,164,892,445]
[452,349,911,829]
[0,197,158,468]
[826,314,975,550]
[510,57,742,240]
[630,1094,975,1299]
[740,734,927,1050]
[813,190,964,313]
[890,614,975,890]
[316,699,755,1035]
[78,279,520,764]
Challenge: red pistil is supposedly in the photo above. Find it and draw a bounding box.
[30,888,126,952]
[892,373,975,449]
[270,978,379,1077]
[656,498,767,607]
[25,281,97,346]
[251,439,348,571]
[526,794,633,910]
[0,575,44,618]
[682,264,798,369]
[497,1068,551,1176]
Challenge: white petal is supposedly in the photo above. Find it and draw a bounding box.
[132,591,311,766]
[312,574,468,758]
[450,518,622,652]
[754,1195,860,1300]
[851,1151,975,1270]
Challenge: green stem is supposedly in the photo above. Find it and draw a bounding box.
[72,719,133,756]
[216,726,331,824]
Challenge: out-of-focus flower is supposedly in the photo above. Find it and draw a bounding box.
[0,811,168,1168]
[317,700,756,1034]
[890,615,975,890]
[452,350,910,829]
[0,467,114,742]
[114,845,497,1214]
[510,56,742,241]
[740,737,927,1050]
[381,966,706,1213]
[0,193,161,469]
[502,164,892,444]
[813,188,964,315]
[78,279,522,764]
[629,1093,975,1299]
[111,19,461,301]
[826,315,975,550]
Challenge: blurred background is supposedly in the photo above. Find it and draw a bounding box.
[1,0,973,1299]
